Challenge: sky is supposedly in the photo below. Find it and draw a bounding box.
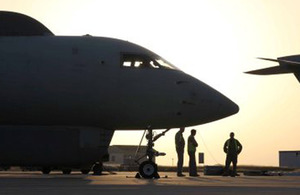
[2,0,300,167]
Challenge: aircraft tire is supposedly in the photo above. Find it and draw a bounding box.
[139,161,157,179]
[81,169,90,174]
[62,169,72,175]
[42,167,51,174]
[93,162,103,175]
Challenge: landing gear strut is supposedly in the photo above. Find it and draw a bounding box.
[136,127,169,179]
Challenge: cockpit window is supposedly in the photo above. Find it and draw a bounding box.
[121,53,178,70]
[155,58,175,69]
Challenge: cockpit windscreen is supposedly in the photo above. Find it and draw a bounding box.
[121,53,178,70]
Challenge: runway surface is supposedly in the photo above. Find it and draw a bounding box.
[0,171,299,195]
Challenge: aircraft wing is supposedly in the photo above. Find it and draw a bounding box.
[246,56,300,83]
[257,57,300,66]
[294,72,300,82]
[245,66,292,75]
[278,59,300,66]
[245,57,300,75]
[257,57,278,62]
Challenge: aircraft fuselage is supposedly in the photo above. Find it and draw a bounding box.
[0,36,238,129]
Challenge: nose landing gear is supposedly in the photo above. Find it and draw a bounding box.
[135,127,170,179]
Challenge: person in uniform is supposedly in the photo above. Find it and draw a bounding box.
[188,129,199,176]
[223,132,242,177]
[175,127,185,176]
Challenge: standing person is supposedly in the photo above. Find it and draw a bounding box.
[188,129,199,176]
[223,132,242,177]
[175,127,185,177]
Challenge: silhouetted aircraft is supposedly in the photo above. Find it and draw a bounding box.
[0,11,239,178]
[246,55,300,82]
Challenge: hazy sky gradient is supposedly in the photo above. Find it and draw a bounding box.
[2,0,300,166]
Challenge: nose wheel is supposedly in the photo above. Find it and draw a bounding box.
[139,161,158,179]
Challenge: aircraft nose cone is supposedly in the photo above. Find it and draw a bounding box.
[216,96,239,118]
[181,78,239,125]
[172,74,239,127]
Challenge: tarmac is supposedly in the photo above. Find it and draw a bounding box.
[0,171,300,195]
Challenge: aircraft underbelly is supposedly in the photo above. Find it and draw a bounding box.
[0,126,114,166]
